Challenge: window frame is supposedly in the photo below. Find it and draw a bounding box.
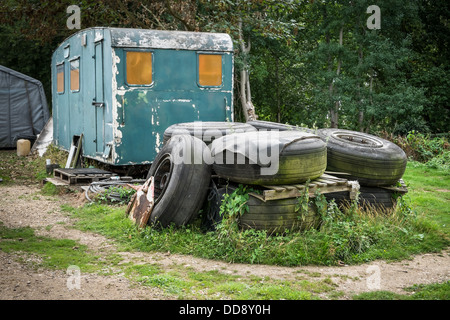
[56,62,65,94]
[197,52,223,88]
[69,57,80,93]
[125,49,154,87]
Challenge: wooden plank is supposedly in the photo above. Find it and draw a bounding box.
[314,179,330,187]
[44,177,69,186]
[254,173,360,201]
[320,174,348,184]
[262,185,285,192]
[262,189,302,201]
[324,171,351,176]
[280,185,296,191]
[65,145,76,168]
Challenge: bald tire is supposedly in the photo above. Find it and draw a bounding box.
[163,121,256,145]
[317,128,407,187]
[325,186,398,210]
[247,120,314,133]
[240,196,320,233]
[212,135,327,185]
[146,134,211,227]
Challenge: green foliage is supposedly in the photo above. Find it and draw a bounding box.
[1,0,448,133]
[386,130,450,169]
[93,185,136,205]
[401,162,450,235]
[217,184,250,236]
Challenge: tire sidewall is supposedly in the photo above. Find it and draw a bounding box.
[148,135,211,227]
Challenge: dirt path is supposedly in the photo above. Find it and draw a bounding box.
[0,184,448,300]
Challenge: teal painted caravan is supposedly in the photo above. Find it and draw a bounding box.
[51,27,233,165]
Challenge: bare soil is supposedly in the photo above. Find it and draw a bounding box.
[0,183,448,300]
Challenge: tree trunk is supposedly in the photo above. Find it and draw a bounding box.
[276,58,281,122]
[329,27,343,128]
[357,49,364,132]
[238,18,257,122]
[365,71,375,133]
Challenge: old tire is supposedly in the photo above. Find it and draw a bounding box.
[247,120,314,133]
[211,131,327,185]
[317,128,407,187]
[202,186,320,233]
[163,121,256,145]
[240,195,320,233]
[146,134,211,227]
[201,185,228,231]
[325,186,399,210]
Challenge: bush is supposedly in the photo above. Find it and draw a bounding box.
[382,130,449,166]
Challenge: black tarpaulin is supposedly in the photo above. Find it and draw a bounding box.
[0,65,49,148]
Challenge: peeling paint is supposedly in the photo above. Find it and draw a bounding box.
[111,28,233,52]
[162,99,192,103]
[111,49,123,164]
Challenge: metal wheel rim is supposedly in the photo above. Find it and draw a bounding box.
[331,131,383,148]
[152,154,173,205]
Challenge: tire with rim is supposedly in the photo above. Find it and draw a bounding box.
[146,134,211,227]
[211,131,327,185]
[247,120,314,134]
[317,128,407,187]
[163,121,256,145]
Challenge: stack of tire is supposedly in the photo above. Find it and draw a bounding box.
[209,126,327,233]
[145,120,406,231]
[316,128,407,210]
[146,120,328,233]
[220,120,326,232]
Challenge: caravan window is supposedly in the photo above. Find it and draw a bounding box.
[70,58,80,92]
[57,63,64,93]
[198,54,222,87]
[126,51,153,85]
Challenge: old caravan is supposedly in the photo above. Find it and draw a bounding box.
[51,27,233,165]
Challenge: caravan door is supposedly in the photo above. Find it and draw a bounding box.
[93,40,105,155]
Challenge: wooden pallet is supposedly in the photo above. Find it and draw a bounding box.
[249,172,360,202]
[53,168,117,185]
[380,179,408,194]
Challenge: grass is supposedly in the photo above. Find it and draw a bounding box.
[64,170,449,267]
[353,281,450,300]
[0,148,448,300]
[0,222,101,272]
[402,162,450,235]
[0,220,337,299]
[0,145,68,184]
